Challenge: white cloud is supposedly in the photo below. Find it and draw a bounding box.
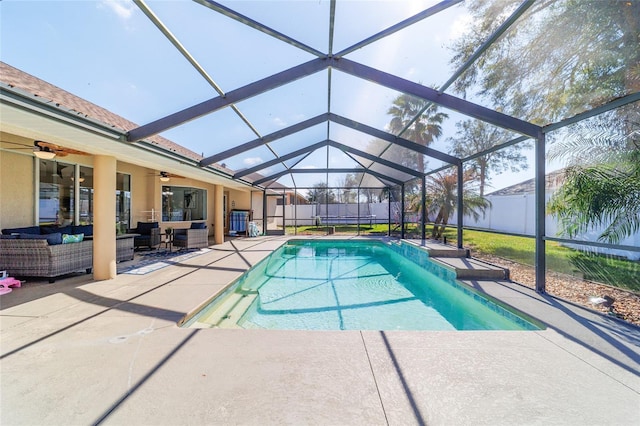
[100,0,135,20]
[273,117,287,127]
[243,157,263,166]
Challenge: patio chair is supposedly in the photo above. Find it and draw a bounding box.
[130,221,160,250]
[173,222,208,249]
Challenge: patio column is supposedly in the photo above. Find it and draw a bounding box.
[357,188,360,236]
[387,187,391,236]
[457,162,464,249]
[400,184,405,239]
[421,176,426,242]
[535,131,546,293]
[263,191,267,235]
[93,155,117,280]
[214,184,224,245]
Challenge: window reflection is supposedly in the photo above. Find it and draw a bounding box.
[78,165,93,225]
[38,160,130,231]
[116,173,131,234]
[162,186,207,222]
[39,160,75,226]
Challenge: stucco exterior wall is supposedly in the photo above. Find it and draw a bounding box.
[0,149,34,230]
[0,140,234,239]
[227,188,251,212]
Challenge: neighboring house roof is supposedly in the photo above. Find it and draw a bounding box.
[0,62,230,174]
[487,169,566,196]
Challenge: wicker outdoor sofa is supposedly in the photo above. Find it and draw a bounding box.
[0,238,92,283]
[173,222,209,249]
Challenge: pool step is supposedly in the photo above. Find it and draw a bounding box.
[217,294,258,328]
[425,248,470,258]
[195,292,258,328]
[193,291,258,328]
[430,256,508,280]
[403,240,469,258]
[404,239,509,280]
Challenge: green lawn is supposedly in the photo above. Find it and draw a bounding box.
[285,224,640,292]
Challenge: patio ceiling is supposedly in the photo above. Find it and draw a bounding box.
[2,0,637,190]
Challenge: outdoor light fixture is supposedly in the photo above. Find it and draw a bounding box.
[33,141,56,159]
[159,171,170,182]
[71,173,85,183]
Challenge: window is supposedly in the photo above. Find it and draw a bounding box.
[39,160,75,226]
[78,166,93,225]
[37,161,130,231]
[162,186,207,222]
[116,173,131,234]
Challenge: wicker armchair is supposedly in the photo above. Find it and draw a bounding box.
[173,223,208,249]
[130,221,160,250]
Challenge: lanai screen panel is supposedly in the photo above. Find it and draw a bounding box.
[329,124,386,154]
[160,107,264,162]
[344,0,465,88]
[446,0,639,126]
[327,146,368,170]
[218,0,331,53]
[1,1,216,125]
[4,0,635,196]
[231,71,329,136]
[267,124,329,159]
[330,71,406,133]
[269,174,296,190]
[154,1,321,90]
[229,146,291,180]
[332,0,445,53]
[360,174,388,189]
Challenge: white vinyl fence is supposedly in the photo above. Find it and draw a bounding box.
[253,195,638,260]
[454,193,640,261]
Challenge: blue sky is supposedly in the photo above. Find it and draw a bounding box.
[1,0,545,192]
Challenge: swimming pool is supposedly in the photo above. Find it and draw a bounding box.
[183,240,542,331]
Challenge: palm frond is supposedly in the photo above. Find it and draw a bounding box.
[548,153,640,243]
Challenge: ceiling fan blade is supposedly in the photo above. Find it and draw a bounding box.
[1,141,32,149]
[36,141,88,156]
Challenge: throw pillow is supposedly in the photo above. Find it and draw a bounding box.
[190,222,207,229]
[62,233,85,244]
[20,232,63,245]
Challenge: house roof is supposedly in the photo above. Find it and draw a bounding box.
[487,169,566,196]
[0,62,202,161]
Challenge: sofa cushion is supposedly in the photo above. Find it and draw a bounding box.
[62,233,85,244]
[0,234,18,239]
[190,222,207,229]
[72,225,93,236]
[2,226,41,235]
[136,222,158,235]
[20,232,63,245]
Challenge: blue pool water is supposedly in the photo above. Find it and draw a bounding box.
[184,240,541,331]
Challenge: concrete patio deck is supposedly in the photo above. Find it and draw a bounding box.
[1,236,639,425]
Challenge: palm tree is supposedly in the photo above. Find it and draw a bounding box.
[547,116,640,243]
[387,93,448,173]
[425,168,490,239]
